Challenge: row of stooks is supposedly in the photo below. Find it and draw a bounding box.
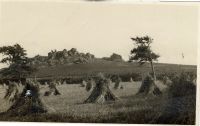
[0,73,124,116]
[0,72,196,116]
[2,74,124,101]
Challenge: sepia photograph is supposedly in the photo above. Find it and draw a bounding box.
[0,1,198,125]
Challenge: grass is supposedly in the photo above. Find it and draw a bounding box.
[39,82,142,114]
[0,80,196,124]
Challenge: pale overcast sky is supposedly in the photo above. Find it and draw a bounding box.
[0,1,198,68]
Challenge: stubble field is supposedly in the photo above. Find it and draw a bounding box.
[0,80,195,124]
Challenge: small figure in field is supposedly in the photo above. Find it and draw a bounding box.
[25,89,32,98]
[86,78,95,92]
[44,80,61,96]
[24,79,38,97]
[84,73,118,104]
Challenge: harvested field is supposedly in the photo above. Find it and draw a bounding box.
[0,81,195,124]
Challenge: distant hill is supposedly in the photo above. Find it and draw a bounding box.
[0,48,196,80]
[29,48,125,67]
[31,61,196,79]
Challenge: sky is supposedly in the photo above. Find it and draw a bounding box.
[0,1,198,68]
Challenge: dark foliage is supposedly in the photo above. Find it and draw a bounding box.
[129,36,159,65]
[0,44,36,79]
[158,72,196,124]
[0,44,27,64]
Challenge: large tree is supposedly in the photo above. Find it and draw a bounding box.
[0,44,46,115]
[0,44,35,79]
[129,36,159,81]
[129,36,161,95]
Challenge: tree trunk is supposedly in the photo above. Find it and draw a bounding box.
[149,60,162,95]
[136,60,161,96]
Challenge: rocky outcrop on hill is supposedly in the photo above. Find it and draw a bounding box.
[102,53,124,62]
[29,49,124,67]
[29,48,95,66]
